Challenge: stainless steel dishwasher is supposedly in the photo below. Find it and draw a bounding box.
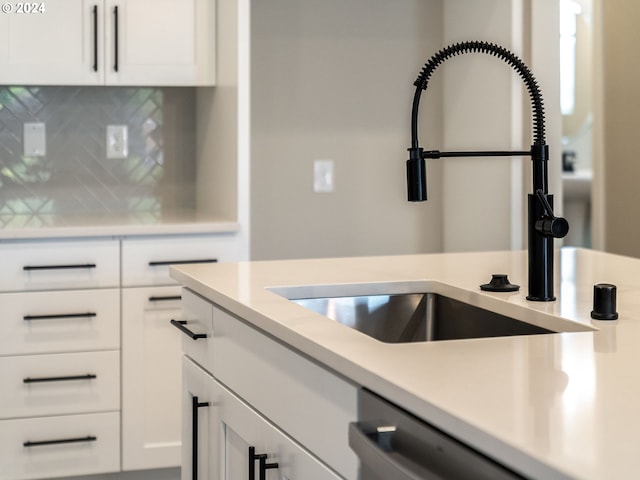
[349,389,526,480]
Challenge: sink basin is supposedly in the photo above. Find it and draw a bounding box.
[291,293,553,343]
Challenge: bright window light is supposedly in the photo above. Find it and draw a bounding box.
[560,0,582,115]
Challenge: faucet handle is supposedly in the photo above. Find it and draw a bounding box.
[534,190,569,238]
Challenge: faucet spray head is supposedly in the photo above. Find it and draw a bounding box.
[407,147,427,201]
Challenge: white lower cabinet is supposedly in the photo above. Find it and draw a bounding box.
[178,290,357,480]
[121,285,184,470]
[212,308,358,479]
[0,289,120,356]
[0,233,240,480]
[0,351,119,420]
[122,234,236,473]
[0,412,120,480]
[182,356,218,480]
[182,357,341,480]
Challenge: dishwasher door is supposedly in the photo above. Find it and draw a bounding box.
[349,389,525,480]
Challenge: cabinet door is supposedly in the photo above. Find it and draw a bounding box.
[104,0,215,85]
[182,357,218,480]
[122,285,183,470]
[211,374,342,480]
[0,0,102,85]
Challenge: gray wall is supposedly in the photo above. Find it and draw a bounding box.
[250,0,444,260]
[602,1,640,257]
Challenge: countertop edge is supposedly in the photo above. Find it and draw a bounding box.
[0,221,241,240]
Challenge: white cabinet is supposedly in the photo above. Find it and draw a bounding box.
[121,285,183,470]
[212,307,359,479]
[0,0,215,86]
[182,357,341,480]
[213,373,342,480]
[175,288,214,371]
[178,290,358,480]
[122,234,236,287]
[0,0,99,85]
[0,232,239,480]
[0,289,119,356]
[0,350,120,419]
[0,238,121,480]
[0,238,119,292]
[121,234,227,472]
[0,412,120,480]
[104,0,215,85]
[181,356,218,480]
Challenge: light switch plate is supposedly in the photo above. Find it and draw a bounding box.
[23,122,46,156]
[107,125,128,159]
[314,159,334,193]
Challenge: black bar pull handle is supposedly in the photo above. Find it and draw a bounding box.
[192,395,209,480]
[170,319,207,340]
[260,456,279,480]
[148,295,182,302]
[249,446,260,480]
[24,435,97,448]
[24,312,97,321]
[24,374,97,384]
[149,259,218,267]
[23,263,96,271]
[92,5,98,72]
[113,6,119,72]
[249,446,279,480]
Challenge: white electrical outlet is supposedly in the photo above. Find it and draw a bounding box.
[23,123,46,156]
[314,159,334,193]
[107,125,128,159]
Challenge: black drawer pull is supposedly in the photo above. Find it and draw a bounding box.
[92,5,98,72]
[24,435,97,448]
[24,312,97,321]
[192,395,210,480]
[249,446,279,480]
[149,295,182,302]
[23,374,97,384]
[170,319,206,340]
[149,259,217,267]
[23,263,97,271]
[113,6,119,72]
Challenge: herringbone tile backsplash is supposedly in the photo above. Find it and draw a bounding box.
[0,86,196,228]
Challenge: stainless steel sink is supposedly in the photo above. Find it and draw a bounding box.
[291,293,553,343]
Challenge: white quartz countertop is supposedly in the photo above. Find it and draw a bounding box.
[170,248,640,480]
[0,212,239,239]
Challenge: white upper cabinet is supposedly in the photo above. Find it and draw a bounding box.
[0,0,215,86]
[104,0,215,85]
[0,1,100,85]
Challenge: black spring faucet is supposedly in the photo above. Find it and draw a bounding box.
[407,41,568,301]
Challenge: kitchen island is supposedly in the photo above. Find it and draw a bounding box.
[171,247,640,480]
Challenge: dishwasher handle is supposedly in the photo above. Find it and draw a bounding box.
[348,422,439,480]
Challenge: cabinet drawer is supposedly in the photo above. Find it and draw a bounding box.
[0,239,119,292]
[0,289,120,356]
[212,307,359,480]
[175,289,214,372]
[0,412,120,480]
[0,351,120,420]
[122,234,238,287]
